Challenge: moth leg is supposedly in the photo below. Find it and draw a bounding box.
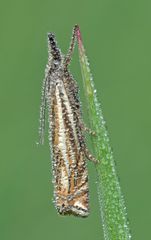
[82,125,96,136]
[77,116,96,136]
[84,148,98,164]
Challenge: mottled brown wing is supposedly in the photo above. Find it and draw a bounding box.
[51,80,89,217]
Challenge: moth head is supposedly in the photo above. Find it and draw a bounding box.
[47,33,62,69]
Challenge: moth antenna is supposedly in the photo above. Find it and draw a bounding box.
[39,76,47,145]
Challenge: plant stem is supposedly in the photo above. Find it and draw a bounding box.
[76,26,131,240]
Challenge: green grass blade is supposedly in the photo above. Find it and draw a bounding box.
[76,27,131,240]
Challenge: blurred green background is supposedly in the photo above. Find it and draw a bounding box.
[0,0,151,239]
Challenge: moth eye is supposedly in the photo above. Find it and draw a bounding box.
[53,60,60,68]
[51,41,55,46]
[54,63,59,68]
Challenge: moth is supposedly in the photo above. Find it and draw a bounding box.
[39,25,96,217]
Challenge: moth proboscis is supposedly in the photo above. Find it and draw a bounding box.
[39,25,96,217]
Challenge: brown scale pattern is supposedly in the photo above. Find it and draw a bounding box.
[51,79,89,217]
